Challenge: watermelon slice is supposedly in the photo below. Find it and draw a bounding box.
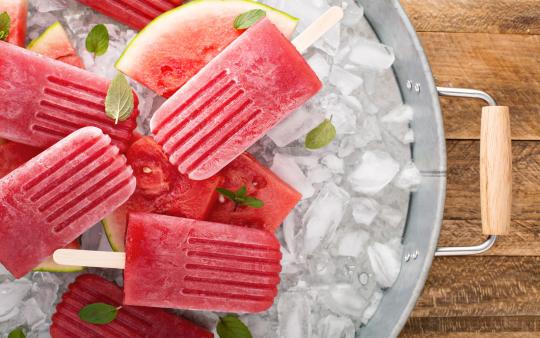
[209,153,301,232]
[34,240,83,272]
[103,137,222,251]
[116,0,298,97]
[28,21,84,68]
[0,0,27,47]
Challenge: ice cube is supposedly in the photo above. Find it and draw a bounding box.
[334,229,370,257]
[308,251,337,284]
[307,165,333,184]
[271,154,315,199]
[379,206,403,228]
[267,106,326,147]
[354,116,382,148]
[283,210,300,255]
[351,197,380,226]
[381,105,414,123]
[21,298,46,330]
[329,66,364,96]
[323,283,368,319]
[338,136,356,158]
[308,53,331,79]
[348,151,400,195]
[322,154,345,174]
[34,0,68,12]
[403,129,415,144]
[394,162,422,191]
[367,240,402,288]
[342,0,365,27]
[318,315,355,338]
[278,292,312,338]
[32,280,59,314]
[0,279,31,319]
[349,39,395,70]
[302,183,350,254]
[242,315,277,338]
[328,102,357,135]
[362,291,383,324]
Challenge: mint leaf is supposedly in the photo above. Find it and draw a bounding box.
[8,328,26,338]
[233,9,266,30]
[305,119,337,150]
[0,12,10,41]
[217,186,264,209]
[86,24,109,57]
[217,315,252,338]
[105,73,135,124]
[79,303,120,325]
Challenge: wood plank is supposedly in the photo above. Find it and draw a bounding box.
[401,0,540,34]
[439,220,540,256]
[418,32,540,140]
[444,140,540,220]
[410,256,540,318]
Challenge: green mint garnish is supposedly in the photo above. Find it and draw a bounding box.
[85,24,109,57]
[233,9,266,30]
[217,315,253,338]
[105,73,135,124]
[217,185,264,209]
[0,12,11,41]
[8,328,26,338]
[79,303,121,325]
[305,119,337,150]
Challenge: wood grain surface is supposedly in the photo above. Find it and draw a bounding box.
[399,0,540,337]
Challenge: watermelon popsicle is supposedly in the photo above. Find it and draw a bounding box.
[51,274,212,338]
[150,7,343,180]
[0,127,136,278]
[0,41,139,152]
[54,212,282,313]
[77,0,181,30]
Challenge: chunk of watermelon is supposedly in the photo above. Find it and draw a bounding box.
[28,21,84,68]
[0,0,27,47]
[103,137,222,251]
[209,153,301,232]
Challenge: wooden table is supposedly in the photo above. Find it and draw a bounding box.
[398,1,540,337]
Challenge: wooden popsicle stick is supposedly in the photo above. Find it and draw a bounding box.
[53,249,126,269]
[292,6,344,54]
[480,106,512,235]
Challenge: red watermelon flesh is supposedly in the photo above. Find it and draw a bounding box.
[77,0,182,30]
[103,137,222,251]
[0,141,41,178]
[0,0,27,47]
[209,153,301,232]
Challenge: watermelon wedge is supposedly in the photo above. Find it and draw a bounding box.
[28,21,84,68]
[34,240,83,272]
[116,0,298,97]
[209,153,301,232]
[0,0,27,47]
[103,137,222,251]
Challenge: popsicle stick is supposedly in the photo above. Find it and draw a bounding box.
[292,6,344,54]
[53,249,126,269]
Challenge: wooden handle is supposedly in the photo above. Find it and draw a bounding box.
[53,249,126,269]
[292,6,344,54]
[480,106,512,235]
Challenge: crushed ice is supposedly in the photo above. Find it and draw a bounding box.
[0,0,421,337]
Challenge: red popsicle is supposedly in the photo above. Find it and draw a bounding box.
[77,0,181,30]
[51,274,212,338]
[150,17,323,180]
[0,41,139,152]
[0,127,136,278]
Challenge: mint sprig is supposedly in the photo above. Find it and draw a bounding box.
[85,24,109,57]
[305,119,337,150]
[79,303,121,325]
[217,185,264,209]
[217,315,253,338]
[0,12,10,41]
[8,328,26,338]
[105,73,135,124]
[233,9,266,30]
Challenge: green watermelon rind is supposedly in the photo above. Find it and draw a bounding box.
[102,216,125,252]
[27,20,61,50]
[116,0,299,72]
